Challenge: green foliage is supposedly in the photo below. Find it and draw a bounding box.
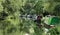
[54,4,60,16]
[54,0,60,2]
[33,0,43,14]
[48,27,59,35]
[0,0,60,35]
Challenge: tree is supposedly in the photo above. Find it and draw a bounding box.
[54,4,60,16]
[0,0,22,35]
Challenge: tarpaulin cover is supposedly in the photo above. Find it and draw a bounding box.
[44,16,60,25]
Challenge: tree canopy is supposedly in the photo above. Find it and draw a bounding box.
[0,0,60,35]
